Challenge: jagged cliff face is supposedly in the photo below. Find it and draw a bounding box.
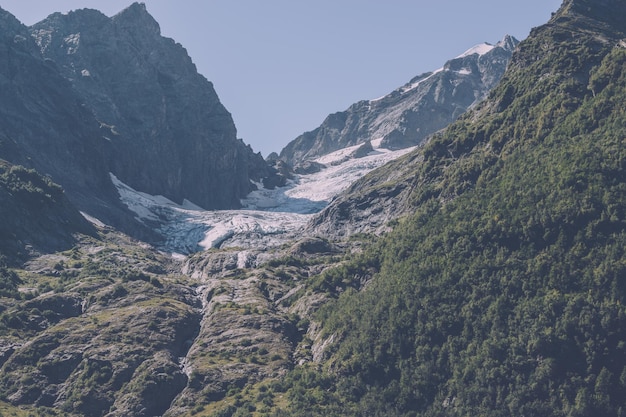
[31,3,267,209]
[0,8,109,197]
[279,36,518,165]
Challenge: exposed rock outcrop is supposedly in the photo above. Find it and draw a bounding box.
[0,235,202,416]
[306,150,422,238]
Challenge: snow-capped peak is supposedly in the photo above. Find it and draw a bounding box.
[456,42,495,59]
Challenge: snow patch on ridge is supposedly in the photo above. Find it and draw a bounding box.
[370,41,494,103]
[289,141,414,203]
[243,140,414,212]
[80,212,106,228]
[400,68,444,94]
[457,42,494,58]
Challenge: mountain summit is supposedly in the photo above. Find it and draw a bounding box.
[30,2,269,210]
[0,6,119,228]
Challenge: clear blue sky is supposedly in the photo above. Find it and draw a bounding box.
[2,1,562,157]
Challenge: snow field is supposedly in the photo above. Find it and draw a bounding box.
[108,140,414,256]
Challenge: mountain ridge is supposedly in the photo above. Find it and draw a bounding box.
[276,0,626,415]
[278,35,518,166]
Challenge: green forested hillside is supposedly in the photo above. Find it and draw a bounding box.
[267,1,626,416]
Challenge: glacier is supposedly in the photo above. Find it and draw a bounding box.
[107,140,415,256]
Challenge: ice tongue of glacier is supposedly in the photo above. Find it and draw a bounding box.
[110,140,415,255]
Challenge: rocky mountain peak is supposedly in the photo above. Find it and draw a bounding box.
[113,2,161,39]
[30,3,270,210]
[0,7,40,58]
[496,34,519,51]
[0,7,25,37]
[116,2,151,18]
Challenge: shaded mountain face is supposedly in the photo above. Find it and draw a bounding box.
[279,35,518,165]
[30,3,268,210]
[0,7,131,231]
[0,2,274,259]
[0,2,272,258]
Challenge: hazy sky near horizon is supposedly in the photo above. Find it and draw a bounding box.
[2,1,562,156]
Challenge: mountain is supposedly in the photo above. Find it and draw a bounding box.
[279,35,518,165]
[274,0,626,415]
[30,3,269,210]
[0,2,274,254]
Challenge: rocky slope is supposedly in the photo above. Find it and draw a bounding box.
[0,232,202,417]
[279,35,518,165]
[306,149,422,238]
[30,3,269,210]
[0,217,348,417]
